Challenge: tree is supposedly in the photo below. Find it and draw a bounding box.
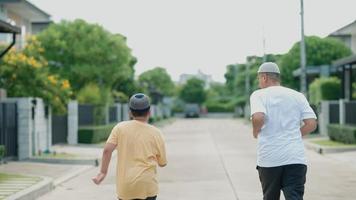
[279,36,352,89]
[37,19,135,98]
[179,78,206,104]
[138,67,175,98]
[223,54,281,106]
[224,64,239,94]
[0,36,72,114]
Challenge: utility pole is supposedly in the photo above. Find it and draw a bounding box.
[300,0,307,95]
[262,26,267,62]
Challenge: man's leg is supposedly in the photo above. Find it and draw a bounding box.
[257,166,283,200]
[281,164,307,200]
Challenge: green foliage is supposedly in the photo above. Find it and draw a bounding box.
[138,67,175,97]
[205,82,234,112]
[224,64,239,94]
[37,19,135,97]
[279,36,352,89]
[0,37,72,114]
[78,124,116,144]
[223,54,281,107]
[179,78,206,104]
[353,82,356,100]
[77,83,101,104]
[205,100,235,112]
[112,91,129,103]
[0,145,5,159]
[309,77,341,105]
[328,124,356,144]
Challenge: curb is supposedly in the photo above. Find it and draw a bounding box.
[5,177,53,200]
[53,165,93,186]
[305,141,356,154]
[28,158,99,166]
[4,165,94,200]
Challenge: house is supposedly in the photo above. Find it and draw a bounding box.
[179,70,213,89]
[0,0,51,49]
[292,20,356,90]
[0,0,52,161]
[329,20,356,54]
[0,18,20,58]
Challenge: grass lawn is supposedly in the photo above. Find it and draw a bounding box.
[312,139,356,147]
[33,152,80,160]
[0,173,32,182]
[0,173,42,200]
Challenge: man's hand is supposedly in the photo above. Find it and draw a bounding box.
[252,112,265,139]
[92,143,116,185]
[301,118,317,136]
[92,172,106,185]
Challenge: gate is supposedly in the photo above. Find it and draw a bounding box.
[0,103,18,158]
[52,115,68,144]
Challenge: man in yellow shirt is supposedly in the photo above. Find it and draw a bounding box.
[92,93,167,200]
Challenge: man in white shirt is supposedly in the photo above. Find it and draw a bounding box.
[250,62,317,200]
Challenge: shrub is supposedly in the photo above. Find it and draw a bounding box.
[0,145,5,159]
[78,124,116,144]
[328,124,356,144]
[309,77,341,106]
[205,101,235,113]
[77,83,102,105]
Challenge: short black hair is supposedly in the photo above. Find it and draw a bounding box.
[130,106,150,117]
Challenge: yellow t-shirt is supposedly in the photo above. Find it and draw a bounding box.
[106,120,167,200]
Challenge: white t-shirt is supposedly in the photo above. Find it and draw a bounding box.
[250,86,317,167]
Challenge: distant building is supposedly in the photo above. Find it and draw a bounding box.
[0,0,51,49]
[329,20,356,53]
[179,70,213,88]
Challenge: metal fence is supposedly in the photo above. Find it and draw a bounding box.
[328,101,356,125]
[345,102,356,124]
[78,104,110,126]
[329,103,340,124]
[78,104,95,126]
[0,102,17,158]
[109,106,117,123]
[52,114,68,144]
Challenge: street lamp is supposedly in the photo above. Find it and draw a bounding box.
[300,0,307,96]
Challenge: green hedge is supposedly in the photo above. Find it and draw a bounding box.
[309,77,341,105]
[205,100,235,113]
[0,145,5,159]
[78,124,116,144]
[328,124,356,144]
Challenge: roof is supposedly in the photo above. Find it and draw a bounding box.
[333,54,356,67]
[0,19,20,33]
[329,20,356,36]
[292,65,338,77]
[0,0,51,22]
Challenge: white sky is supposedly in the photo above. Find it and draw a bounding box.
[30,0,356,82]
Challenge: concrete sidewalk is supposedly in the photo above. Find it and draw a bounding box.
[0,144,103,200]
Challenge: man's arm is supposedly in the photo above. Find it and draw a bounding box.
[300,118,317,136]
[92,143,117,185]
[252,112,265,139]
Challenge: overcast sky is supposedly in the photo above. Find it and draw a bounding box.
[30,0,356,82]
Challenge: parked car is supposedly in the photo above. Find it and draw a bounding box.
[184,103,200,118]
